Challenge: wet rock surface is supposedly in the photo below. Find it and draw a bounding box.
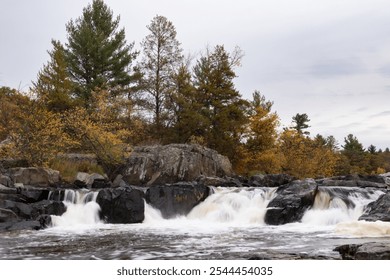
[96,187,145,224]
[359,192,390,222]
[264,179,318,225]
[335,242,390,260]
[145,183,210,218]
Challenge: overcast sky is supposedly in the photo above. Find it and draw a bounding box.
[1,0,389,149]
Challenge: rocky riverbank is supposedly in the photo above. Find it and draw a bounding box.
[1,144,390,259]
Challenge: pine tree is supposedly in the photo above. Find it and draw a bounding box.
[140,15,183,140]
[32,40,75,112]
[167,63,206,143]
[65,0,139,107]
[193,45,249,164]
[291,113,310,135]
[340,134,368,174]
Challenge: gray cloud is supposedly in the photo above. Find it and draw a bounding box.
[370,111,390,118]
[308,58,365,78]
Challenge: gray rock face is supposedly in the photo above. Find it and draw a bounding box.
[359,192,390,222]
[0,208,19,223]
[74,172,109,188]
[145,183,210,218]
[9,167,60,186]
[317,174,389,188]
[265,179,318,225]
[96,187,145,224]
[122,144,233,186]
[0,174,12,187]
[250,174,295,188]
[0,200,66,220]
[335,243,390,260]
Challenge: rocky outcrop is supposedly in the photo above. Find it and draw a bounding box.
[96,187,144,224]
[265,179,318,225]
[145,183,210,218]
[0,200,66,220]
[359,192,390,222]
[0,208,18,223]
[316,174,389,188]
[121,144,233,186]
[9,167,60,187]
[335,243,390,260]
[74,172,110,188]
[250,174,295,188]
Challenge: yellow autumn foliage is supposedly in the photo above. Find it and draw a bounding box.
[279,129,338,178]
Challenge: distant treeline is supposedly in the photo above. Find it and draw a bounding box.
[1,0,389,178]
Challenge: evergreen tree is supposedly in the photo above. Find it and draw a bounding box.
[140,15,183,140]
[367,144,377,154]
[291,113,310,135]
[193,45,249,164]
[168,63,206,143]
[65,0,139,106]
[340,134,368,174]
[32,40,75,112]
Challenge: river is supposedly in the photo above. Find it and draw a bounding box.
[1,187,390,259]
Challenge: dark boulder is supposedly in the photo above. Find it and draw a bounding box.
[20,188,50,203]
[9,167,60,187]
[359,192,390,222]
[265,179,318,225]
[335,243,390,260]
[0,208,19,223]
[36,214,52,228]
[317,174,389,188]
[0,220,42,232]
[250,174,295,188]
[96,187,144,223]
[0,200,66,220]
[145,183,210,218]
[121,144,233,186]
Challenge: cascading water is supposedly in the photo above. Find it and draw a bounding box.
[142,187,277,228]
[49,189,101,227]
[302,187,384,226]
[2,186,390,259]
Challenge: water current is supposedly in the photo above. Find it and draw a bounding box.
[1,187,390,259]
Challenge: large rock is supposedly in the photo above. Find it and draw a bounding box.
[0,174,12,187]
[359,192,390,222]
[96,187,144,223]
[317,174,389,188]
[0,200,66,220]
[122,144,233,186]
[250,174,295,188]
[0,220,44,232]
[0,208,19,223]
[74,172,109,188]
[145,183,210,218]
[9,167,60,186]
[265,179,318,225]
[335,243,390,260]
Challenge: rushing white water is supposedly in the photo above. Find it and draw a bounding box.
[48,186,390,237]
[302,187,384,227]
[2,186,390,259]
[50,190,101,228]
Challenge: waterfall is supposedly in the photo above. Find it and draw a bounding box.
[143,187,277,225]
[301,187,384,226]
[50,189,101,227]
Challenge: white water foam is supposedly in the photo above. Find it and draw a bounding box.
[142,187,277,229]
[336,220,390,237]
[50,190,101,228]
[302,187,384,227]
